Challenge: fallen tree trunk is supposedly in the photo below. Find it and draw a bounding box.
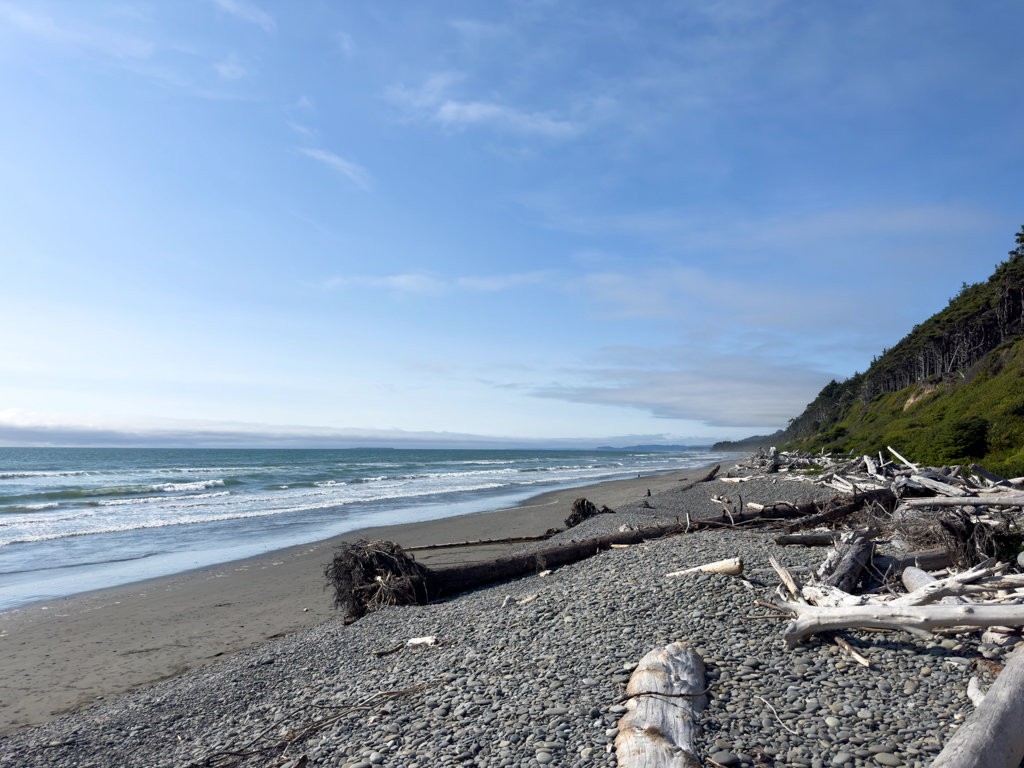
[786,489,897,532]
[427,523,687,600]
[780,602,1024,648]
[931,645,1024,768]
[775,528,880,546]
[405,534,555,551]
[678,464,720,491]
[614,642,707,768]
[326,524,689,622]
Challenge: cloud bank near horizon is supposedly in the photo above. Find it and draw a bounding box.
[0,412,725,450]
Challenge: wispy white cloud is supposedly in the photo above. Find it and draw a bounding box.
[0,409,717,449]
[323,271,551,297]
[215,59,246,80]
[532,360,830,429]
[324,274,448,297]
[288,122,316,138]
[448,19,509,41]
[334,30,354,56]
[435,100,577,137]
[298,148,372,189]
[0,2,154,58]
[387,73,579,138]
[210,0,275,33]
[455,271,548,291]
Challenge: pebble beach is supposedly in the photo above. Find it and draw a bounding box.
[1,460,1017,768]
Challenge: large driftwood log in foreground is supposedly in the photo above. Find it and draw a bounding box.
[931,645,1024,768]
[780,602,1024,648]
[614,642,707,768]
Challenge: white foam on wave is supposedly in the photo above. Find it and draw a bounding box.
[313,480,347,487]
[97,491,231,507]
[148,479,226,493]
[0,470,98,479]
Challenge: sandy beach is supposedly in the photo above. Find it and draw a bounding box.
[0,460,728,736]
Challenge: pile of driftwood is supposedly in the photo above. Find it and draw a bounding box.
[611,448,1024,768]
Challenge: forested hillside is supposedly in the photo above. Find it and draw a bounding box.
[716,225,1024,477]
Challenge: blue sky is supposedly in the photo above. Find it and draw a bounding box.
[1,1,1023,447]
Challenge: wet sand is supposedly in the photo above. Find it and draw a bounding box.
[0,460,731,735]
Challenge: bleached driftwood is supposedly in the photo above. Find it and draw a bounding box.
[931,645,1024,768]
[888,446,919,471]
[614,642,707,768]
[780,602,1024,648]
[910,475,969,497]
[896,563,989,606]
[666,557,743,577]
[902,495,1024,508]
[800,584,878,608]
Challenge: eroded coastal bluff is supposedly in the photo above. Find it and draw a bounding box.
[2,456,1022,768]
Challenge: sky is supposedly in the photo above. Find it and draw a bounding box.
[1,1,1023,448]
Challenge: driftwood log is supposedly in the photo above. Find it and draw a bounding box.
[614,642,707,768]
[931,645,1024,768]
[780,602,1024,648]
[819,536,873,594]
[326,523,690,621]
[405,534,555,551]
[775,528,880,546]
[873,547,953,575]
[678,464,720,491]
[786,488,897,532]
[901,495,1024,508]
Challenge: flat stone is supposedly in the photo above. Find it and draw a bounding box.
[536,753,552,764]
[874,754,903,767]
[709,752,739,766]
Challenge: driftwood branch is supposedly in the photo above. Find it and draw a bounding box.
[780,602,1024,648]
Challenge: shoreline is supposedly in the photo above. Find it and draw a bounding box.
[0,458,733,735]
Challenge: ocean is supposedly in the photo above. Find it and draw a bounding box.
[0,447,730,611]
